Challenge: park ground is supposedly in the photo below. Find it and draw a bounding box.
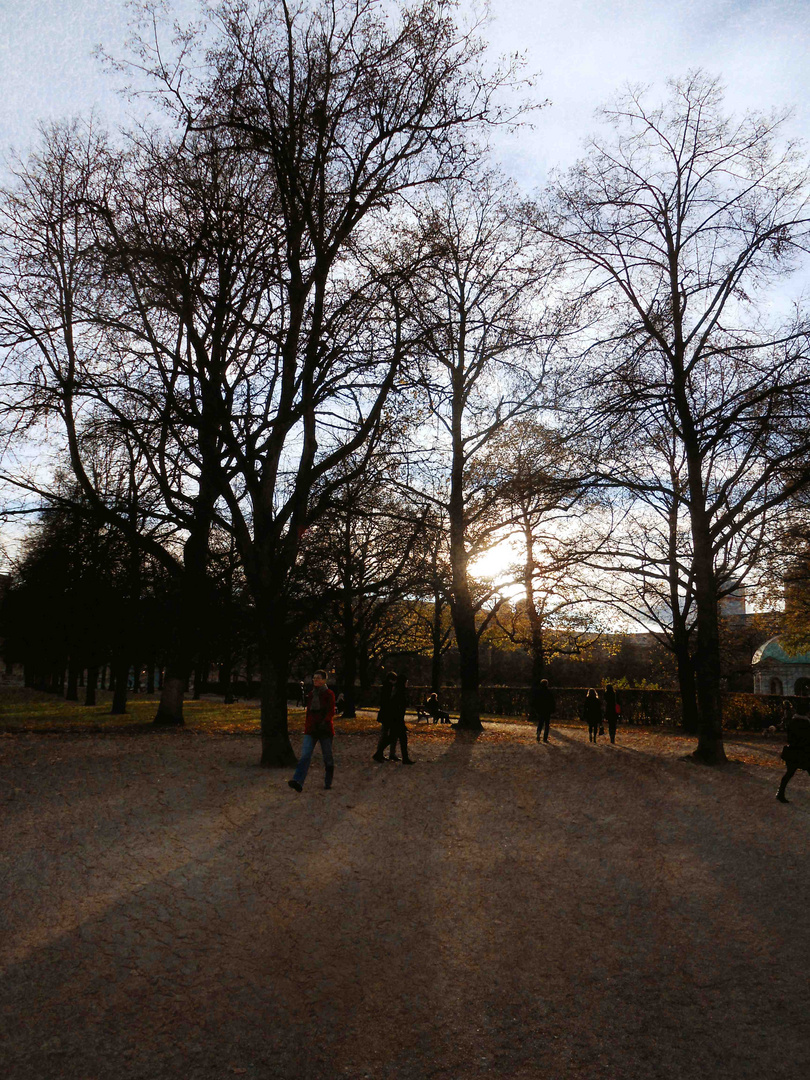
[1,689,810,1080]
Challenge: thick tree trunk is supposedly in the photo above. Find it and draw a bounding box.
[153,663,187,725]
[258,622,297,767]
[65,658,79,702]
[48,666,63,694]
[193,659,207,701]
[110,656,129,715]
[340,631,358,720]
[684,458,727,764]
[527,620,546,727]
[675,648,699,734]
[220,658,235,704]
[431,594,444,694]
[452,595,481,730]
[448,374,482,731]
[85,665,98,707]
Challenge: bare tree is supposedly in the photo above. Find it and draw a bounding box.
[490,419,606,726]
[405,174,561,729]
[115,0,530,762]
[541,72,810,763]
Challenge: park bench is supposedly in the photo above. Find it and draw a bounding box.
[415,703,452,724]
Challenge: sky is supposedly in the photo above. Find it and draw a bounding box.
[0,0,808,185]
[1,0,809,581]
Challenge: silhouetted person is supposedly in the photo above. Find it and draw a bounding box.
[776,699,810,803]
[387,672,413,763]
[297,680,306,707]
[425,692,450,724]
[604,684,619,744]
[373,672,397,762]
[535,679,556,743]
[780,698,794,733]
[584,689,601,742]
[288,669,336,792]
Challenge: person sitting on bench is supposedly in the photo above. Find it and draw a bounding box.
[421,692,450,724]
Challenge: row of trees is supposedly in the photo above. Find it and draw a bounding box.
[2,1,810,765]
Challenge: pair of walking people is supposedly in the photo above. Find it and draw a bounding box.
[583,686,620,743]
[373,670,413,764]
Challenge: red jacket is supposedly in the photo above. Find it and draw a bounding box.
[305,686,336,738]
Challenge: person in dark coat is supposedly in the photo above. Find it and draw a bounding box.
[387,671,413,763]
[604,684,619,744]
[776,699,810,802]
[425,693,450,724]
[535,679,556,743]
[372,671,397,762]
[583,689,601,742]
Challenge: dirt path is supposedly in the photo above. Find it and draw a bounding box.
[1,722,808,1079]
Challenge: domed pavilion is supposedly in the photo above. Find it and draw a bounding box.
[752,637,810,697]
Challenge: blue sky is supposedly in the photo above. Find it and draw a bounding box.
[1,0,808,184]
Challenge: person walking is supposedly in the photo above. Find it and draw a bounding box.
[372,671,397,762]
[780,697,794,733]
[288,669,336,792]
[776,698,810,803]
[535,678,556,743]
[387,671,414,763]
[604,684,619,744]
[583,688,601,743]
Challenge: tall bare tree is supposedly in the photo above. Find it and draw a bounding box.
[108,0,530,762]
[541,72,810,763]
[405,174,561,729]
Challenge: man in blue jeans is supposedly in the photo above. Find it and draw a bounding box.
[289,670,336,792]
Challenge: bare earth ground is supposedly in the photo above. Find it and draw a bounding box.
[1,701,809,1080]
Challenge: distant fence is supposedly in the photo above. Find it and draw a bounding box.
[205,680,786,732]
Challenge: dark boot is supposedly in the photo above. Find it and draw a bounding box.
[325,766,334,790]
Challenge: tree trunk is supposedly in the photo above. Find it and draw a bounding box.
[448,371,482,731]
[65,658,79,702]
[258,618,297,767]
[452,594,481,730]
[431,593,444,694]
[684,458,727,763]
[220,657,235,704]
[340,629,358,720]
[674,647,699,734]
[527,619,546,727]
[85,665,98,707]
[193,658,207,701]
[448,537,482,728]
[131,663,141,694]
[153,662,187,725]
[692,546,726,763]
[110,656,129,715]
[146,662,155,695]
